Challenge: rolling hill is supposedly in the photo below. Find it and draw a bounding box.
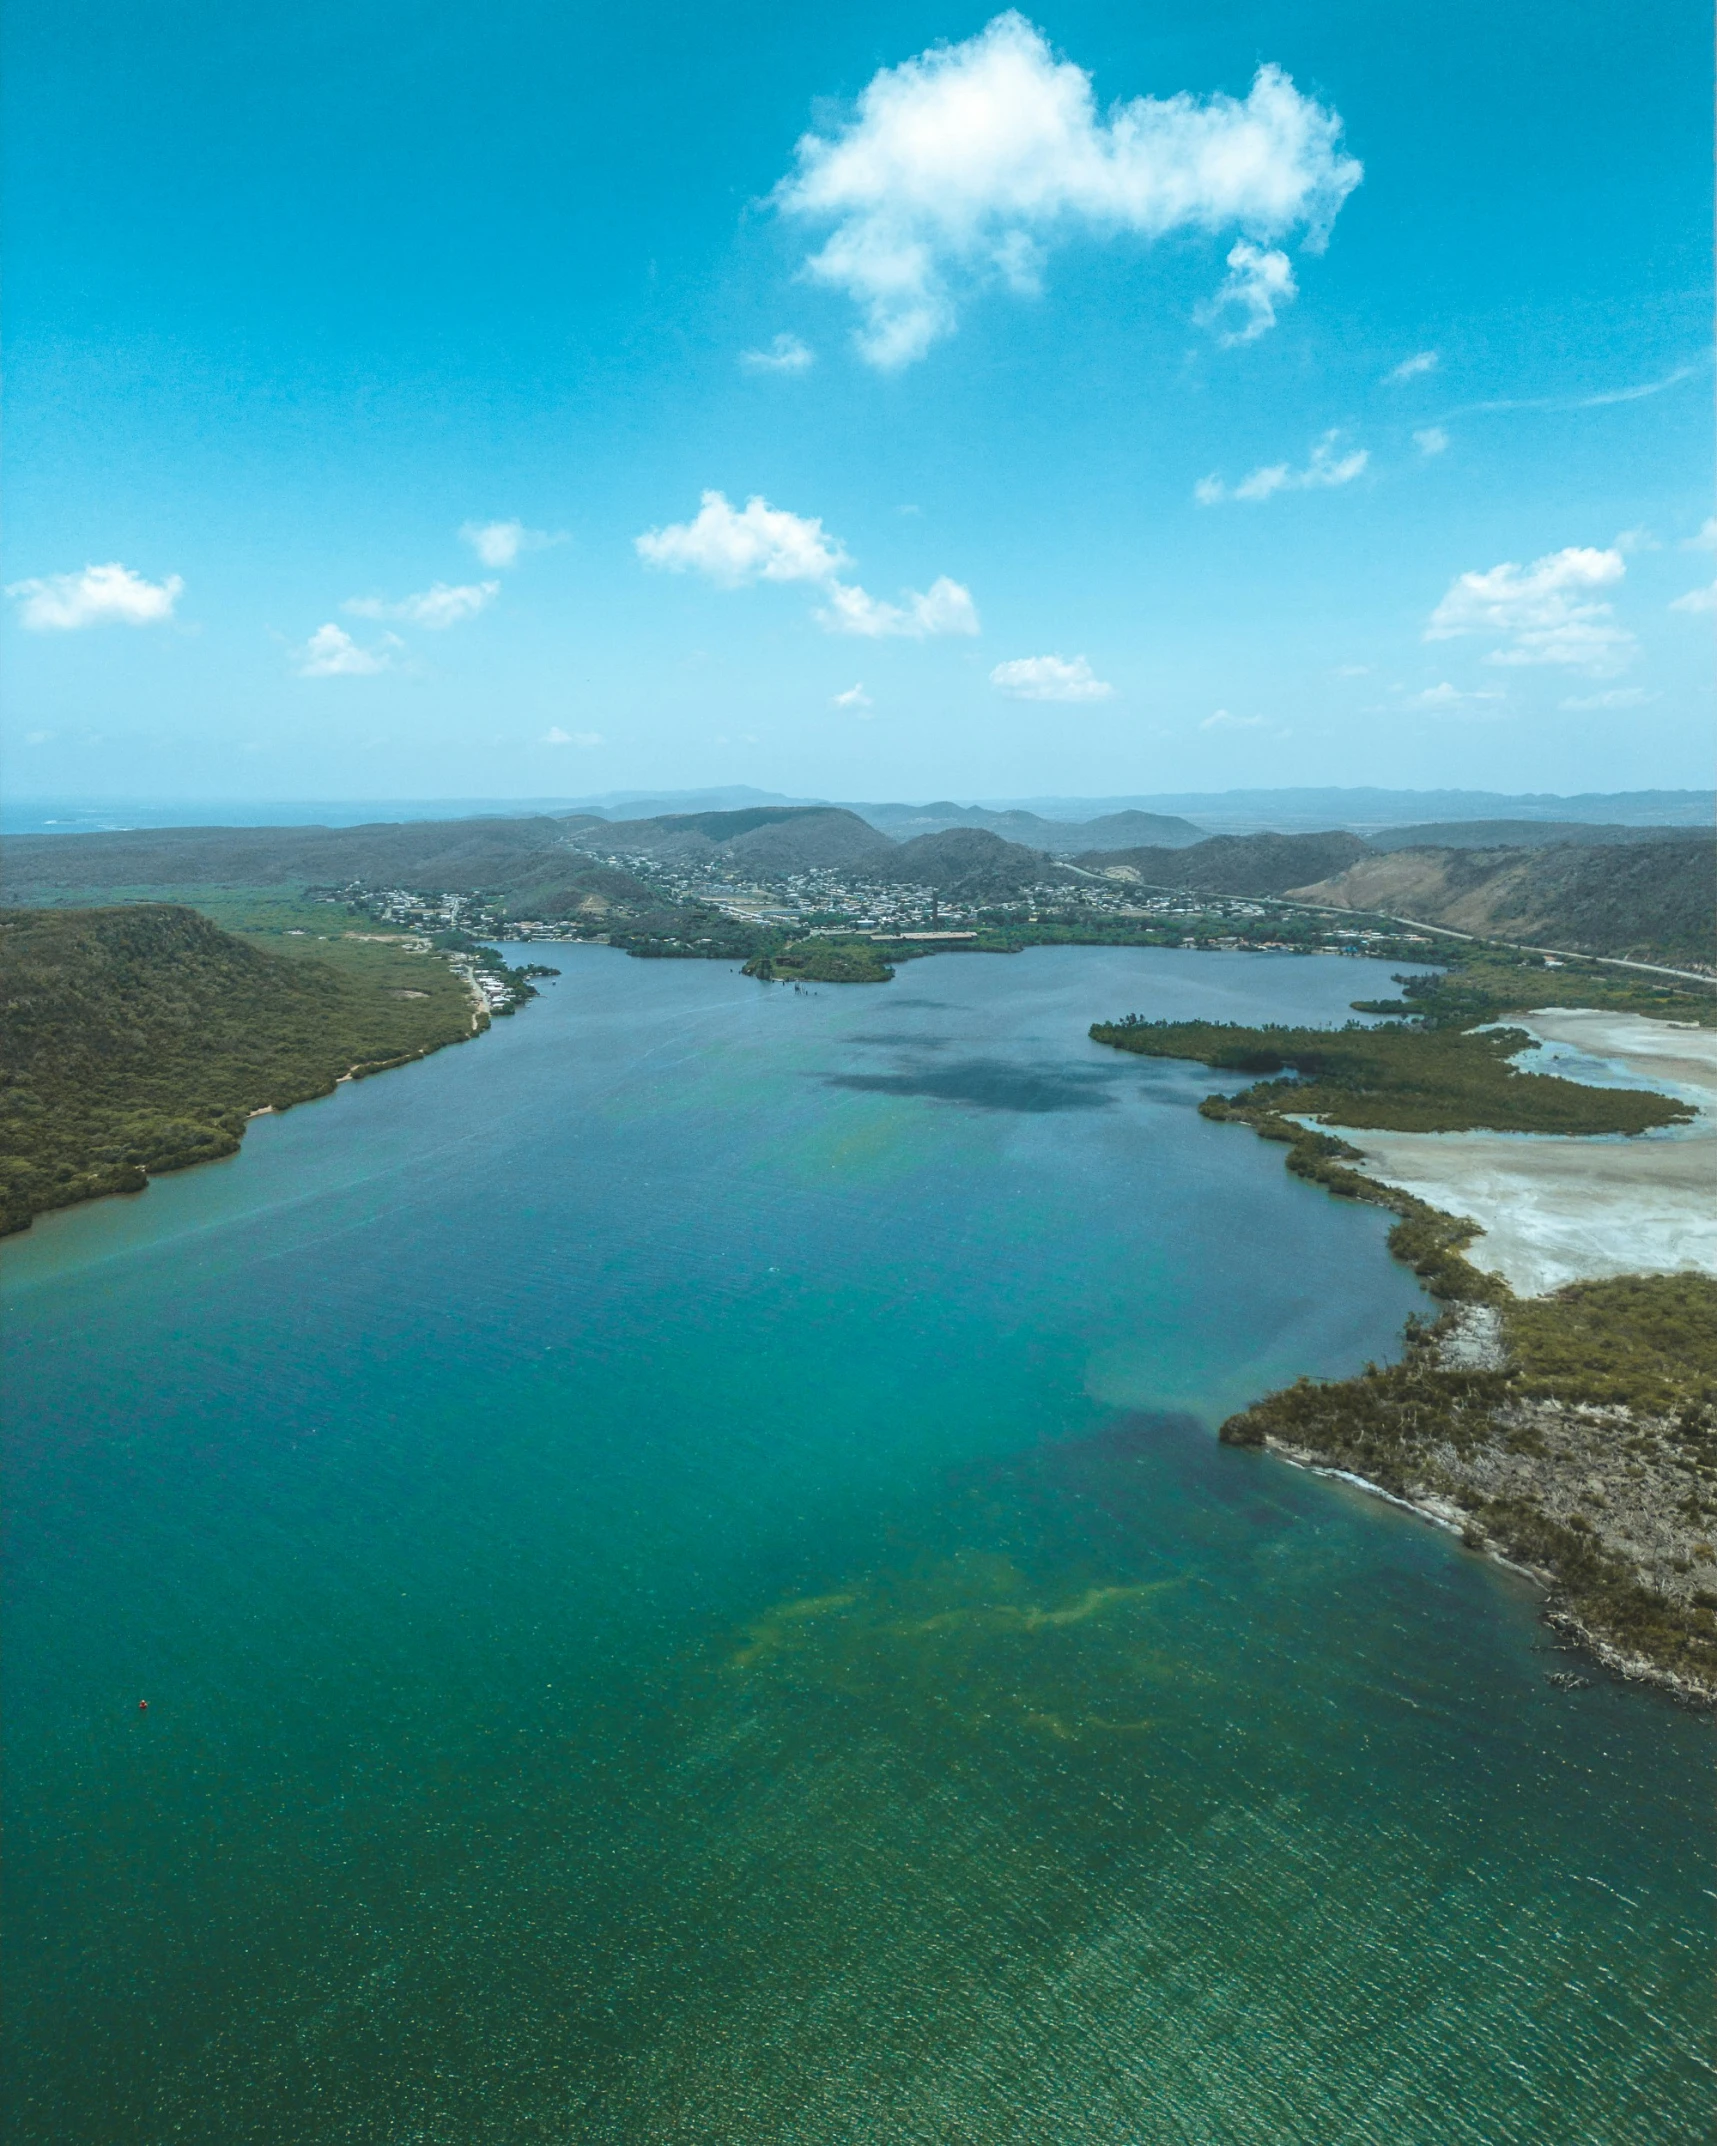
[1078,831,1371,896]
[0,904,480,1233]
[1288,837,1716,965]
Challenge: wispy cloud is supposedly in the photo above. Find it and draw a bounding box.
[741,333,814,374]
[989,653,1112,701]
[1440,359,1707,421]
[295,623,399,677]
[771,15,1360,367]
[542,726,604,746]
[345,581,499,628]
[1559,687,1658,710]
[1425,546,1632,673]
[459,520,564,569]
[832,682,873,710]
[1332,663,1371,677]
[1401,681,1506,713]
[1200,708,1267,730]
[1683,517,1717,552]
[7,561,182,630]
[1385,350,1438,384]
[1194,243,1296,347]
[1413,426,1449,457]
[637,489,978,638]
[1670,581,1716,615]
[1196,430,1367,504]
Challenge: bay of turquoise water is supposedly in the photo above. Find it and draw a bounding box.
[3,945,1711,2143]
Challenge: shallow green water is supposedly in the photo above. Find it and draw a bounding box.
[4,946,1711,2142]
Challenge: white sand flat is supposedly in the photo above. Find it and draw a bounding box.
[1319,1011,1717,1298]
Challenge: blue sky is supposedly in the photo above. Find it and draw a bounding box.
[2,0,1710,805]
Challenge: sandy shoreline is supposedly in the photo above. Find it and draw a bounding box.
[1323,1011,1717,1297]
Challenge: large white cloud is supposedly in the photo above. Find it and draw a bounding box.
[345,581,499,628]
[7,562,183,630]
[772,14,1361,367]
[1425,546,1632,672]
[1195,431,1367,504]
[637,490,977,638]
[990,653,1112,701]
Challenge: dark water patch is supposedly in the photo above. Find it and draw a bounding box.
[825,1056,1125,1113]
[843,1031,955,1047]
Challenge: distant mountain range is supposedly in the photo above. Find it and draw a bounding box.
[7,785,1710,841]
[4,799,1712,966]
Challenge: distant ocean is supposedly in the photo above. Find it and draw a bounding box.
[4,945,1711,2142]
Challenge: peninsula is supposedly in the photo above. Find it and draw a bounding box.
[1093,946,1717,1703]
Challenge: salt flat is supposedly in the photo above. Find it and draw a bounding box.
[1333,1011,1717,1298]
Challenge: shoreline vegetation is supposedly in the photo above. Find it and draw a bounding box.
[1093,955,1717,1705]
[0,901,552,1236]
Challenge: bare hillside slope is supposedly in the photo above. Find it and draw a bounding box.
[1289,837,1715,965]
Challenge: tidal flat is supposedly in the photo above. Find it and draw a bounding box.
[1337,1012,1717,1294]
[3,945,1711,2143]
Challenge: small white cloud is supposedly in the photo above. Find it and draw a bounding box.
[1612,525,1659,554]
[636,490,849,586]
[638,489,975,637]
[989,653,1112,701]
[1426,546,1632,673]
[1670,581,1716,614]
[1195,242,1297,347]
[1401,681,1507,712]
[741,333,815,374]
[23,729,52,745]
[1559,687,1658,710]
[772,17,1361,367]
[459,520,564,569]
[1200,708,1267,730]
[1683,516,1717,552]
[7,562,183,631]
[345,581,499,629]
[1413,426,1449,457]
[1197,430,1368,504]
[542,726,604,746]
[818,576,979,638]
[296,623,398,677]
[1386,350,1438,383]
[1332,663,1371,677]
[832,682,873,709]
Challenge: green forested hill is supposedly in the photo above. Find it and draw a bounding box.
[0,904,477,1234]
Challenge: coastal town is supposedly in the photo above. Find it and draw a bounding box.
[327,855,1432,963]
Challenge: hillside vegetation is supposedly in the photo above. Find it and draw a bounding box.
[860,826,1071,897]
[1289,836,1716,965]
[1079,830,1371,894]
[0,904,479,1234]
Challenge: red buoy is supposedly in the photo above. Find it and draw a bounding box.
[138,1700,148,1711]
